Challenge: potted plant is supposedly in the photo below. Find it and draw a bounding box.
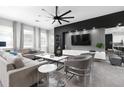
[96,43,104,51]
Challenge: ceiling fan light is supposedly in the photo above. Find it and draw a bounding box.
[41,6,74,25]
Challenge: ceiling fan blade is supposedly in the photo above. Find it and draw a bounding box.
[61,19,70,23]
[59,10,72,17]
[58,20,62,24]
[56,6,58,16]
[52,20,56,24]
[41,9,54,17]
[61,16,74,19]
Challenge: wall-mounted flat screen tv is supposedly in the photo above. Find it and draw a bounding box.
[0,41,6,47]
[71,34,91,45]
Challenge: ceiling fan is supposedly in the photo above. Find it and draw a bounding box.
[41,6,74,24]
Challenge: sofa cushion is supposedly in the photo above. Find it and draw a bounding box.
[0,52,25,70]
[29,50,37,54]
[7,64,15,71]
[10,51,18,55]
[13,57,24,69]
[1,52,16,63]
[0,56,15,71]
[21,49,31,54]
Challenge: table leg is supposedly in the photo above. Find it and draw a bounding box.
[44,73,50,86]
[122,57,124,65]
[57,61,58,67]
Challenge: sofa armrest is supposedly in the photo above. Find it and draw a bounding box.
[8,63,38,74]
[8,60,47,74]
[23,54,35,59]
[7,61,47,87]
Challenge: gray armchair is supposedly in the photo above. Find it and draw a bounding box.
[64,55,92,79]
[109,54,122,66]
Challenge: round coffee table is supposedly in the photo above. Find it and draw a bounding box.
[38,64,57,87]
[38,64,57,73]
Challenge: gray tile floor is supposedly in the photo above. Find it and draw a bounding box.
[91,61,124,87]
[1,60,124,87]
[0,81,2,87]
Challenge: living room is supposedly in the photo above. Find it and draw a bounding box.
[1,4,124,88]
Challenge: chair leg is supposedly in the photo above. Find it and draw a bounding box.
[66,71,68,75]
[67,74,75,81]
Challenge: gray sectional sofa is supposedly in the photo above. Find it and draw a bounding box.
[0,51,48,87]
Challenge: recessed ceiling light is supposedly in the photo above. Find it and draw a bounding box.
[116,23,122,28]
[117,23,122,26]
[35,20,40,22]
[92,27,96,30]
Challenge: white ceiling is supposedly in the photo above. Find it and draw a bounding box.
[0,6,124,30]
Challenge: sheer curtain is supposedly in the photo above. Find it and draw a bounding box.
[23,25,34,49]
[0,18,49,51]
[0,25,13,48]
[23,29,34,48]
[40,29,48,52]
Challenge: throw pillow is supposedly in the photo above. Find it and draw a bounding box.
[17,53,23,58]
[10,51,18,55]
[17,53,24,61]
[13,57,24,69]
[5,50,11,52]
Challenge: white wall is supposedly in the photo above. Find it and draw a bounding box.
[0,17,12,27]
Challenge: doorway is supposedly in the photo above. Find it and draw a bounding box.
[105,34,113,50]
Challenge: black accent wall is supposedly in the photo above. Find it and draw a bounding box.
[54,10,124,52]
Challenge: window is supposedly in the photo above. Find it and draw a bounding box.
[24,29,34,48]
[0,25,13,48]
[40,30,47,52]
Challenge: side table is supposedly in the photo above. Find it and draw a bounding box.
[38,64,57,87]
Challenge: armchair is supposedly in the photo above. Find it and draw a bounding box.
[109,54,122,66]
[64,55,93,86]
